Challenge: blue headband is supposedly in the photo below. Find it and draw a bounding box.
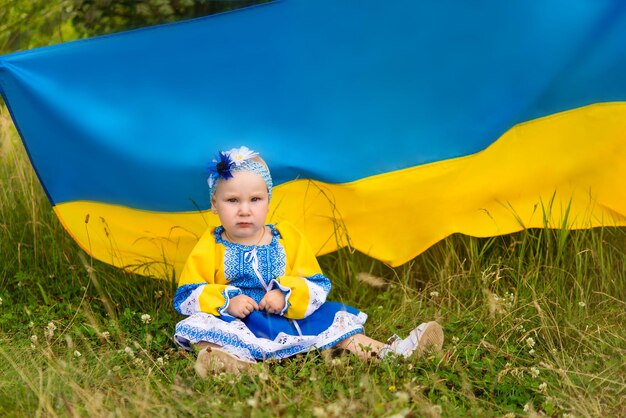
[207,146,273,202]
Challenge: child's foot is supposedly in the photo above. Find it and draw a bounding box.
[380,321,444,358]
[195,346,256,376]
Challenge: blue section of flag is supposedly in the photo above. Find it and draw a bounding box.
[1,0,626,211]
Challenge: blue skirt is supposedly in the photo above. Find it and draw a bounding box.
[174,301,367,361]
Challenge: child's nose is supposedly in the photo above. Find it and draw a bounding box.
[239,202,251,214]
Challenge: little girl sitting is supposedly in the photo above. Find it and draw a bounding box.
[173,146,443,374]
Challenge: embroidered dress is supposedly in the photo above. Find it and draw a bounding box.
[173,222,367,361]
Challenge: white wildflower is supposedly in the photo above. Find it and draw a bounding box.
[452,336,460,345]
[30,335,38,344]
[530,366,540,378]
[100,331,110,340]
[45,322,57,339]
[505,291,515,307]
[28,321,34,328]
[430,291,440,297]
[74,350,82,358]
[246,398,258,408]
[156,357,165,366]
[133,357,144,366]
[523,402,531,412]
[526,337,536,348]
[538,382,547,392]
[124,346,135,358]
[578,301,586,308]
[140,314,152,324]
[529,349,535,355]
[258,372,269,381]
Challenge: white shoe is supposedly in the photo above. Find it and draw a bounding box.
[380,321,444,358]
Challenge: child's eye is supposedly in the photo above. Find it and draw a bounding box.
[227,198,238,203]
[251,197,262,202]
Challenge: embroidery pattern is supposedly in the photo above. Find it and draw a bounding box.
[175,311,367,360]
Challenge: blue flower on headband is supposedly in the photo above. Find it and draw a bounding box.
[207,152,234,188]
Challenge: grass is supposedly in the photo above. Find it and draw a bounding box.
[1,106,625,418]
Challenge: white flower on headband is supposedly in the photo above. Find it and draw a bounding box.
[227,146,258,166]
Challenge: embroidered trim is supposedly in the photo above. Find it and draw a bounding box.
[267,279,292,316]
[218,286,243,317]
[214,224,280,249]
[173,283,204,315]
[174,311,368,361]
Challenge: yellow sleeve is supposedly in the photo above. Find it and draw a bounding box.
[174,227,241,316]
[271,222,332,319]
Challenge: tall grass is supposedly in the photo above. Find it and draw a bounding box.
[1,106,625,417]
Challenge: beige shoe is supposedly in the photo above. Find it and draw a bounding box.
[195,346,256,377]
[413,321,444,357]
[380,321,444,358]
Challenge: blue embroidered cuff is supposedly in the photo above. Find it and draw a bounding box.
[218,286,243,317]
[173,283,204,315]
[267,279,292,316]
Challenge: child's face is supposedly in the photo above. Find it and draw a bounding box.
[211,171,270,243]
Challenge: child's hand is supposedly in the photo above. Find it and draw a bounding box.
[227,295,259,319]
[259,290,286,315]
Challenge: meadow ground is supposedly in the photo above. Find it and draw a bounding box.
[1,107,625,417]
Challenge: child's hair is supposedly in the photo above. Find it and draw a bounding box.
[207,146,273,202]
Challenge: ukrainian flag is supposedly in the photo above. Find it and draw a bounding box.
[1,0,625,279]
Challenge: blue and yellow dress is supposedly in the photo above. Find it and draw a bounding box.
[173,222,367,361]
